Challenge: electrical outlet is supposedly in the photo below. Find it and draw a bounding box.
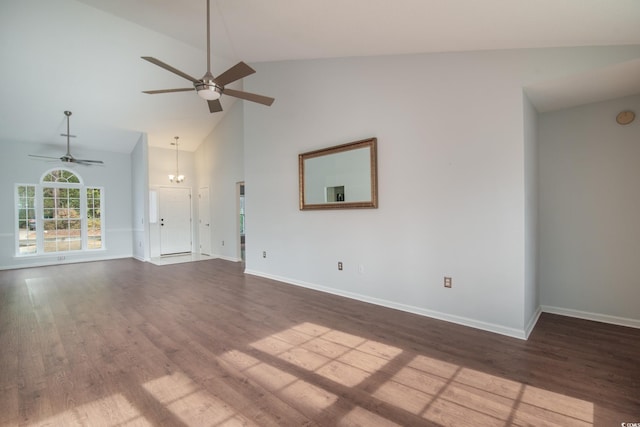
[338,261,343,271]
[444,277,452,288]
[262,251,267,258]
[358,264,365,274]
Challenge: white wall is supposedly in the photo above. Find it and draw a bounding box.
[243,52,529,337]
[523,94,540,334]
[0,141,134,269]
[538,95,640,326]
[131,134,149,261]
[239,47,640,338]
[195,101,245,261]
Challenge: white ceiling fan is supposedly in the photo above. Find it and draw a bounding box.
[141,0,275,113]
[29,111,104,165]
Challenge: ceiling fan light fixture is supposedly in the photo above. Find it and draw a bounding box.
[196,82,221,100]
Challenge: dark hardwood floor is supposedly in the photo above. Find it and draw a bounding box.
[0,258,638,426]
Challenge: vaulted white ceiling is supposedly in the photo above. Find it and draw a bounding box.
[1,0,639,153]
[76,0,640,62]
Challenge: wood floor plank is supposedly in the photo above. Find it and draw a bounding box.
[1,258,639,426]
[0,386,19,425]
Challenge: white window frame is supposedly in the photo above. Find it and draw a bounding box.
[15,184,38,256]
[14,168,105,256]
[85,186,105,251]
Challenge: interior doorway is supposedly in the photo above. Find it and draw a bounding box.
[198,187,211,256]
[237,182,245,262]
[158,187,192,256]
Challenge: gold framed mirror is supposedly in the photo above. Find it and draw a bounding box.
[299,137,378,210]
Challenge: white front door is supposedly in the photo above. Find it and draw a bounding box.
[198,187,212,255]
[159,187,192,255]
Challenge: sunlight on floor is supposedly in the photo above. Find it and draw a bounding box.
[30,393,152,426]
[340,406,404,427]
[219,349,339,417]
[250,321,404,389]
[30,321,595,426]
[238,321,594,426]
[219,349,397,424]
[516,385,594,426]
[143,371,253,426]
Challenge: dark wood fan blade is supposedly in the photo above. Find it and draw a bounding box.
[208,99,223,113]
[223,88,275,106]
[141,57,200,83]
[214,62,255,86]
[143,88,194,94]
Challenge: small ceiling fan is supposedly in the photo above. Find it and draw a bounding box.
[141,0,274,113]
[29,111,104,165]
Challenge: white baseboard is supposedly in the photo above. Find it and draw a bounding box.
[216,255,242,262]
[524,306,542,339]
[245,269,528,340]
[0,254,133,271]
[541,305,640,329]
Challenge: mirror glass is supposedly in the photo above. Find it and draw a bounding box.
[299,137,378,210]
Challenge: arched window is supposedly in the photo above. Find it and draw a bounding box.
[42,169,82,184]
[16,168,104,255]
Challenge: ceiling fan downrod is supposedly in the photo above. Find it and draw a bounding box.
[62,110,74,158]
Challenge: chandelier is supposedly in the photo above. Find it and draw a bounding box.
[168,136,184,183]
